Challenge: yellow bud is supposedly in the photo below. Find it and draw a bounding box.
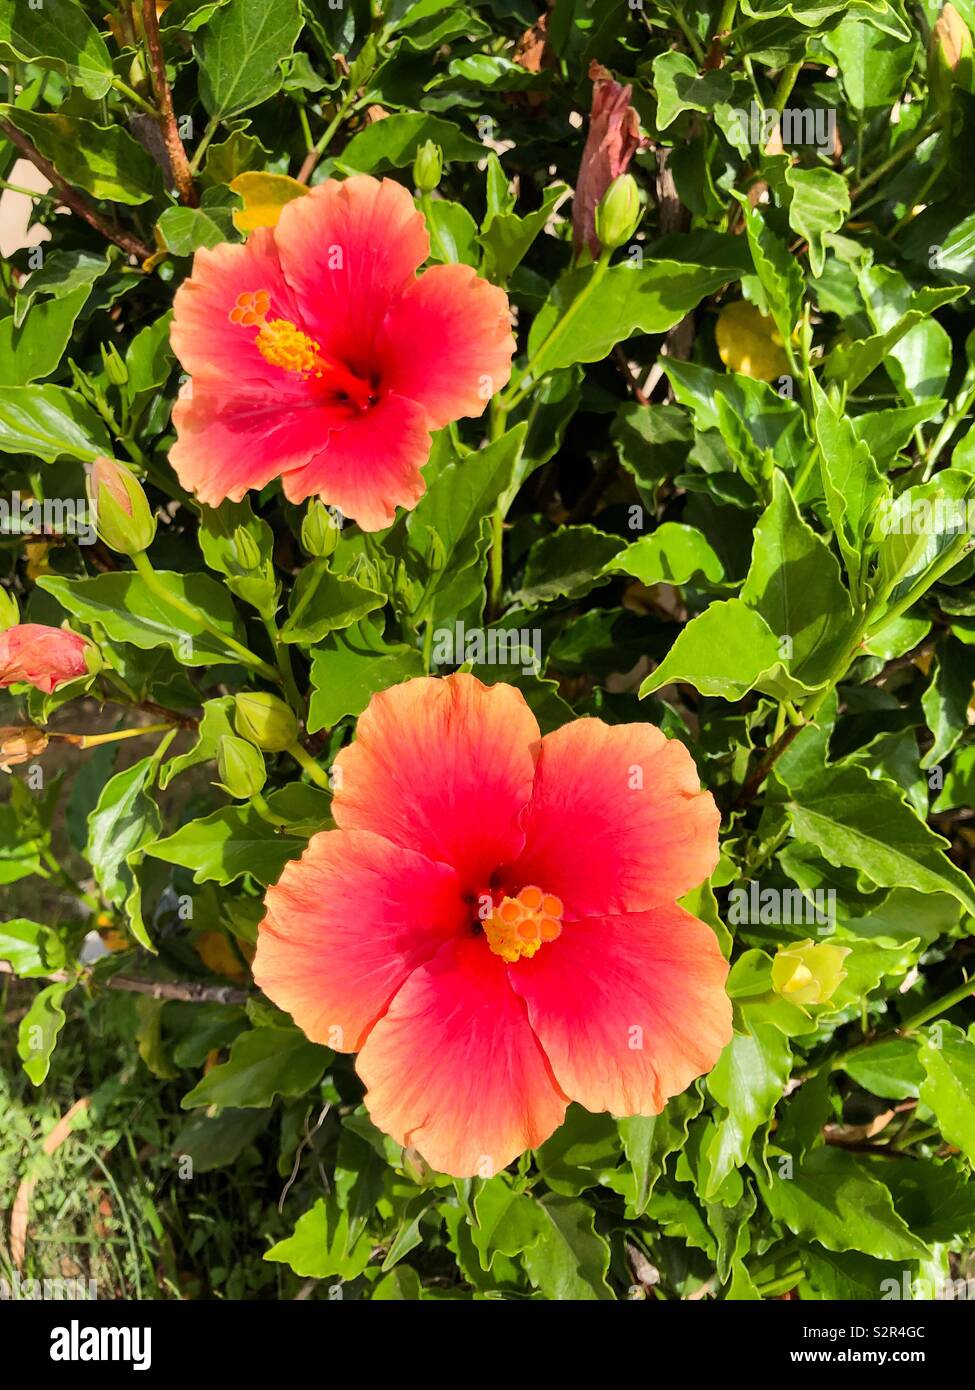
[771,938,850,1007]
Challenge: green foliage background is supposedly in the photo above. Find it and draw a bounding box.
[1,0,975,1301]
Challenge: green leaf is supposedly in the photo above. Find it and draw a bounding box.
[841,1038,925,1100]
[182,1025,329,1108]
[607,524,726,588]
[521,1194,615,1300]
[739,469,855,682]
[918,1023,975,1162]
[921,637,975,768]
[157,188,240,254]
[281,561,384,644]
[0,918,67,978]
[759,1147,930,1260]
[705,1024,793,1198]
[0,0,113,98]
[196,0,303,120]
[512,526,624,608]
[0,285,91,387]
[86,755,162,951]
[338,113,485,173]
[823,285,966,392]
[810,377,885,589]
[18,982,71,1085]
[639,598,802,701]
[786,764,975,917]
[479,183,567,283]
[38,571,247,666]
[307,621,423,734]
[172,1108,270,1172]
[423,199,479,267]
[126,312,175,399]
[526,259,742,377]
[0,107,159,205]
[12,249,109,329]
[159,697,235,789]
[800,1246,910,1300]
[534,1107,620,1195]
[735,197,803,344]
[782,164,850,278]
[145,793,324,887]
[617,1088,704,1217]
[0,385,111,462]
[652,50,733,129]
[265,1196,372,1279]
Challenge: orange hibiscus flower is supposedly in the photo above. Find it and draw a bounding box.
[254,674,730,1178]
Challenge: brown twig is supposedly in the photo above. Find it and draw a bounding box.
[141,0,198,206]
[734,721,804,808]
[0,119,154,261]
[0,958,248,1005]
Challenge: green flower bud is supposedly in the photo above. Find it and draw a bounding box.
[301,500,341,559]
[234,691,299,752]
[216,734,267,799]
[594,173,642,252]
[232,525,263,572]
[771,938,850,1008]
[413,139,443,194]
[929,3,974,112]
[0,588,19,632]
[100,341,129,387]
[88,457,157,555]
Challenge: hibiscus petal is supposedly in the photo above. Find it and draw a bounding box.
[280,392,431,531]
[357,934,567,1177]
[508,719,719,917]
[170,229,305,389]
[169,375,350,508]
[376,264,516,430]
[275,174,429,370]
[332,673,540,893]
[253,828,466,1052]
[507,905,732,1116]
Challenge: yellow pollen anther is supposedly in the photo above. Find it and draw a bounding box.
[484,886,563,963]
[229,289,325,379]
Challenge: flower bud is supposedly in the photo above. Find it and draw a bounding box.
[930,3,974,111]
[771,938,850,1008]
[593,173,642,252]
[0,588,19,632]
[0,724,48,772]
[100,341,129,387]
[301,500,341,559]
[234,691,298,752]
[232,524,263,572]
[88,456,156,555]
[216,734,267,799]
[413,139,443,194]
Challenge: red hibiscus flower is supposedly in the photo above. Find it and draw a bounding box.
[254,674,730,1178]
[169,175,516,531]
[0,624,90,694]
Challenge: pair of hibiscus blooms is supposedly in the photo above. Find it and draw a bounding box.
[3,124,731,1177]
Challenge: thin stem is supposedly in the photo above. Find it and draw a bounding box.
[110,75,158,118]
[51,721,173,749]
[130,549,282,683]
[851,117,941,203]
[297,92,359,184]
[262,614,303,712]
[287,740,333,791]
[251,791,291,827]
[770,60,802,115]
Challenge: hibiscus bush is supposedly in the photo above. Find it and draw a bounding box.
[2,0,975,1306]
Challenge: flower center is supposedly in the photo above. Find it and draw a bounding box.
[483,885,563,963]
[230,291,326,379]
[229,290,378,410]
